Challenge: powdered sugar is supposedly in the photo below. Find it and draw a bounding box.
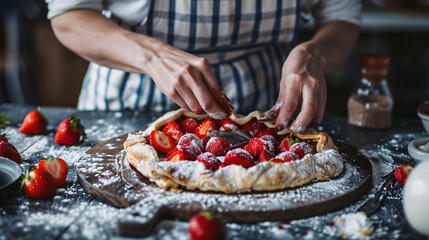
[333,212,373,238]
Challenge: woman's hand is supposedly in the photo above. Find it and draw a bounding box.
[266,41,327,131]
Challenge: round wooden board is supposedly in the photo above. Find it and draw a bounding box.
[77,134,372,237]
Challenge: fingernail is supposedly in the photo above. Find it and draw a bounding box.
[208,111,227,120]
[290,121,306,132]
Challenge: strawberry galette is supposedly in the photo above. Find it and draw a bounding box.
[124,109,344,193]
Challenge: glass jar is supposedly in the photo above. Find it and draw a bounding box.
[348,54,393,128]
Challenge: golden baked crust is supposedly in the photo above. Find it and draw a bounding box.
[124,109,344,193]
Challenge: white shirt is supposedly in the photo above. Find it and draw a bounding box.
[46,0,361,27]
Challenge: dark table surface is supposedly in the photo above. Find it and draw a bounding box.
[0,103,427,240]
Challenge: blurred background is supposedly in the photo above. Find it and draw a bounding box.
[0,0,428,117]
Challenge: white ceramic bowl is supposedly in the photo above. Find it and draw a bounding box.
[408,137,429,162]
[417,100,429,134]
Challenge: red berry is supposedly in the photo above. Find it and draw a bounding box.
[179,118,200,133]
[197,152,221,171]
[23,167,57,199]
[271,151,299,163]
[241,120,266,136]
[220,118,238,131]
[0,141,21,163]
[194,118,219,138]
[189,212,226,240]
[19,109,48,135]
[258,150,275,162]
[223,149,255,168]
[37,158,68,186]
[206,137,231,156]
[55,114,86,145]
[148,130,177,154]
[279,137,294,152]
[259,135,277,154]
[255,128,278,138]
[162,120,184,142]
[0,134,8,143]
[394,164,413,185]
[167,147,197,162]
[289,142,316,158]
[178,133,204,156]
[243,138,264,157]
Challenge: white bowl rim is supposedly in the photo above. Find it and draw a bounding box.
[417,112,429,121]
[408,137,429,162]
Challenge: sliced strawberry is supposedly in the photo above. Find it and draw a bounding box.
[241,120,267,136]
[279,137,294,152]
[149,130,177,154]
[289,142,316,158]
[243,138,264,157]
[177,133,204,156]
[179,118,200,134]
[167,147,197,162]
[197,152,221,171]
[206,137,231,156]
[224,149,255,168]
[19,108,48,135]
[37,158,68,187]
[258,150,275,162]
[194,118,219,138]
[0,141,21,163]
[23,166,57,199]
[271,151,299,163]
[220,118,238,131]
[394,164,413,185]
[162,120,184,142]
[255,128,278,138]
[259,135,277,154]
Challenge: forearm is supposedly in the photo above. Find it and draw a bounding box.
[298,21,360,73]
[51,9,165,75]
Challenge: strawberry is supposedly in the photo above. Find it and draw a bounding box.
[0,133,8,143]
[0,112,12,129]
[259,135,277,154]
[194,118,219,138]
[289,142,316,159]
[258,150,275,162]
[37,158,68,186]
[206,137,231,156]
[255,128,278,138]
[241,120,267,136]
[189,212,226,240]
[243,138,264,157]
[0,141,21,163]
[179,118,200,134]
[23,166,57,199]
[394,164,413,185]
[167,147,197,162]
[162,120,184,142]
[219,118,238,131]
[279,136,294,152]
[223,149,255,168]
[271,151,299,163]
[55,114,87,145]
[148,130,177,154]
[19,108,48,135]
[178,133,204,156]
[197,152,221,171]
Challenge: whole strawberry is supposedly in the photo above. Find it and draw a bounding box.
[23,166,57,199]
[19,108,48,135]
[37,158,68,186]
[189,212,226,240]
[0,141,21,163]
[55,114,87,145]
[0,133,8,143]
[394,164,413,185]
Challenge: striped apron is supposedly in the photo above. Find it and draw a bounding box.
[78,0,299,114]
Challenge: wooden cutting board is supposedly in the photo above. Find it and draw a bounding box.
[77,134,372,237]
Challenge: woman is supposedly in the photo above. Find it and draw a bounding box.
[47,0,360,132]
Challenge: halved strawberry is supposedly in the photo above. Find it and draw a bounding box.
[162,120,184,142]
[149,130,176,154]
[289,142,316,158]
[223,149,255,168]
[197,152,221,171]
[179,118,200,133]
[167,147,197,162]
[23,166,57,199]
[241,120,267,136]
[206,137,231,156]
[258,150,275,162]
[220,118,238,131]
[259,135,277,154]
[271,151,299,163]
[394,164,413,185]
[177,133,204,156]
[194,118,219,138]
[37,158,68,187]
[279,136,294,152]
[243,138,265,157]
[256,128,278,138]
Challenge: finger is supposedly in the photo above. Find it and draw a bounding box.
[291,77,319,132]
[173,76,205,114]
[264,100,283,119]
[310,75,326,126]
[196,59,233,116]
[170,91,192,112]
[275,73,302,128]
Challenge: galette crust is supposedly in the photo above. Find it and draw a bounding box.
[124,109,344,193]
